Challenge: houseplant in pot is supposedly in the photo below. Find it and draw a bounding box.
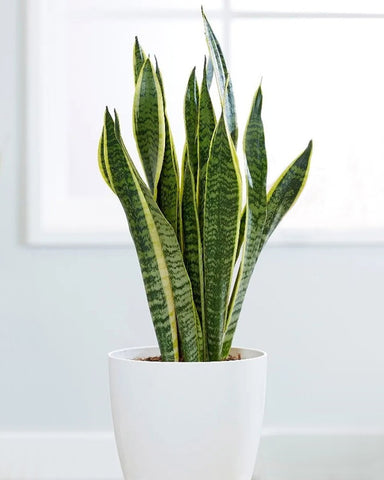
[99,9,312,480]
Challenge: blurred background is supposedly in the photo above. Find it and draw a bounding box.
[1,0,384,478]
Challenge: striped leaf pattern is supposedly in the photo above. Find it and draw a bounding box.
[198,58,216,180]
[133,58,165,197]
[235,207,246,262]
[97,127,113,191]
[184,68,200,181]
[222,93,312,358]
[261,141,312,248]
[133,36,147,84]
[102,109,201,361]
[197,57,216,230]
[180,154,206,358]
[203,114,242,360]
[202,8,238,146]
[156,115,179,233]
[222,87,268,358]
[155,59,179,234]
[99,11,311,361]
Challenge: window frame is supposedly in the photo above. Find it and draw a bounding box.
[26,0,384,246]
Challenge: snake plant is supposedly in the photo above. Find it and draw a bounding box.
[98,9,312,362]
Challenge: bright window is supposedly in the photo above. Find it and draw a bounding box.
[26,0,384,244]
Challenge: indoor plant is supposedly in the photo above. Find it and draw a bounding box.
[100,9,312,480]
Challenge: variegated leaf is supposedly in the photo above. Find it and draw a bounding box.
[206,56,214,90]
[222,87,267,358]
[223,93,313,358]
[180,153,207,359]
[133,37,147,84]
[133,58,165,197]
[184,68,199,180]
[102,108,202,362]
[98,127,112,191]
[178,146,188,250]
[261,141,313,248]
[235,207,246,262]
[202,8,238,146]
[155,58,179,234]
[197,57,216,225]
[203,113,242,361]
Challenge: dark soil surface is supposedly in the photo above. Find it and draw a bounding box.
[137,353,241,362]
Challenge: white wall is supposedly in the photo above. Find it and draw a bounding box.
[1,0,384,476]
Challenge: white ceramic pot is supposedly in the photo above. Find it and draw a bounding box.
[109,346,267,480]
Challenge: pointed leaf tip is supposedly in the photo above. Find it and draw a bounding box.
[104,106,113,122]
[297,140,313,168]
[300,140,313,167]
[133,56,165,196]
[202,10,238,146]
[255,87,263,113]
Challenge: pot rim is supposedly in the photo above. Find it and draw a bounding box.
[108,345,267,365]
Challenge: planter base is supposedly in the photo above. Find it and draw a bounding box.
[109,346,267,480]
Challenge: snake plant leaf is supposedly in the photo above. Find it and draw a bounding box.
[103,108,201,362]
[154,56,165,99]
[197,58,217,236]
[194,303,204,361]
[184,68,200,181]
[102,110,177,361]
[180,150,206,358]
[155,58,179,234]
[133,58,165,197]
[133,37,147,84]
[98,126,113,192]
[178,146,188,250]
[203,113,242,361]
[197,57,216,213]
[261,140,313,248]
[235,207,246,262]
[198,57,216,174]
[156,116,179,233]
[202,8,238,146]
[222,87,268,359]
[206,56,214,90]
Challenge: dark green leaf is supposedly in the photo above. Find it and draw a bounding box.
[180,155,207,358]
[203,114,242,360]
[133,58,165,197]
[262,140,313,247]
[197,58,217,233]
[235,207,246,262]
[222,87,267,358]
[133,37,147,85]
[103,108,202,362]
[184,68,199,180]
[155,58,179,234]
